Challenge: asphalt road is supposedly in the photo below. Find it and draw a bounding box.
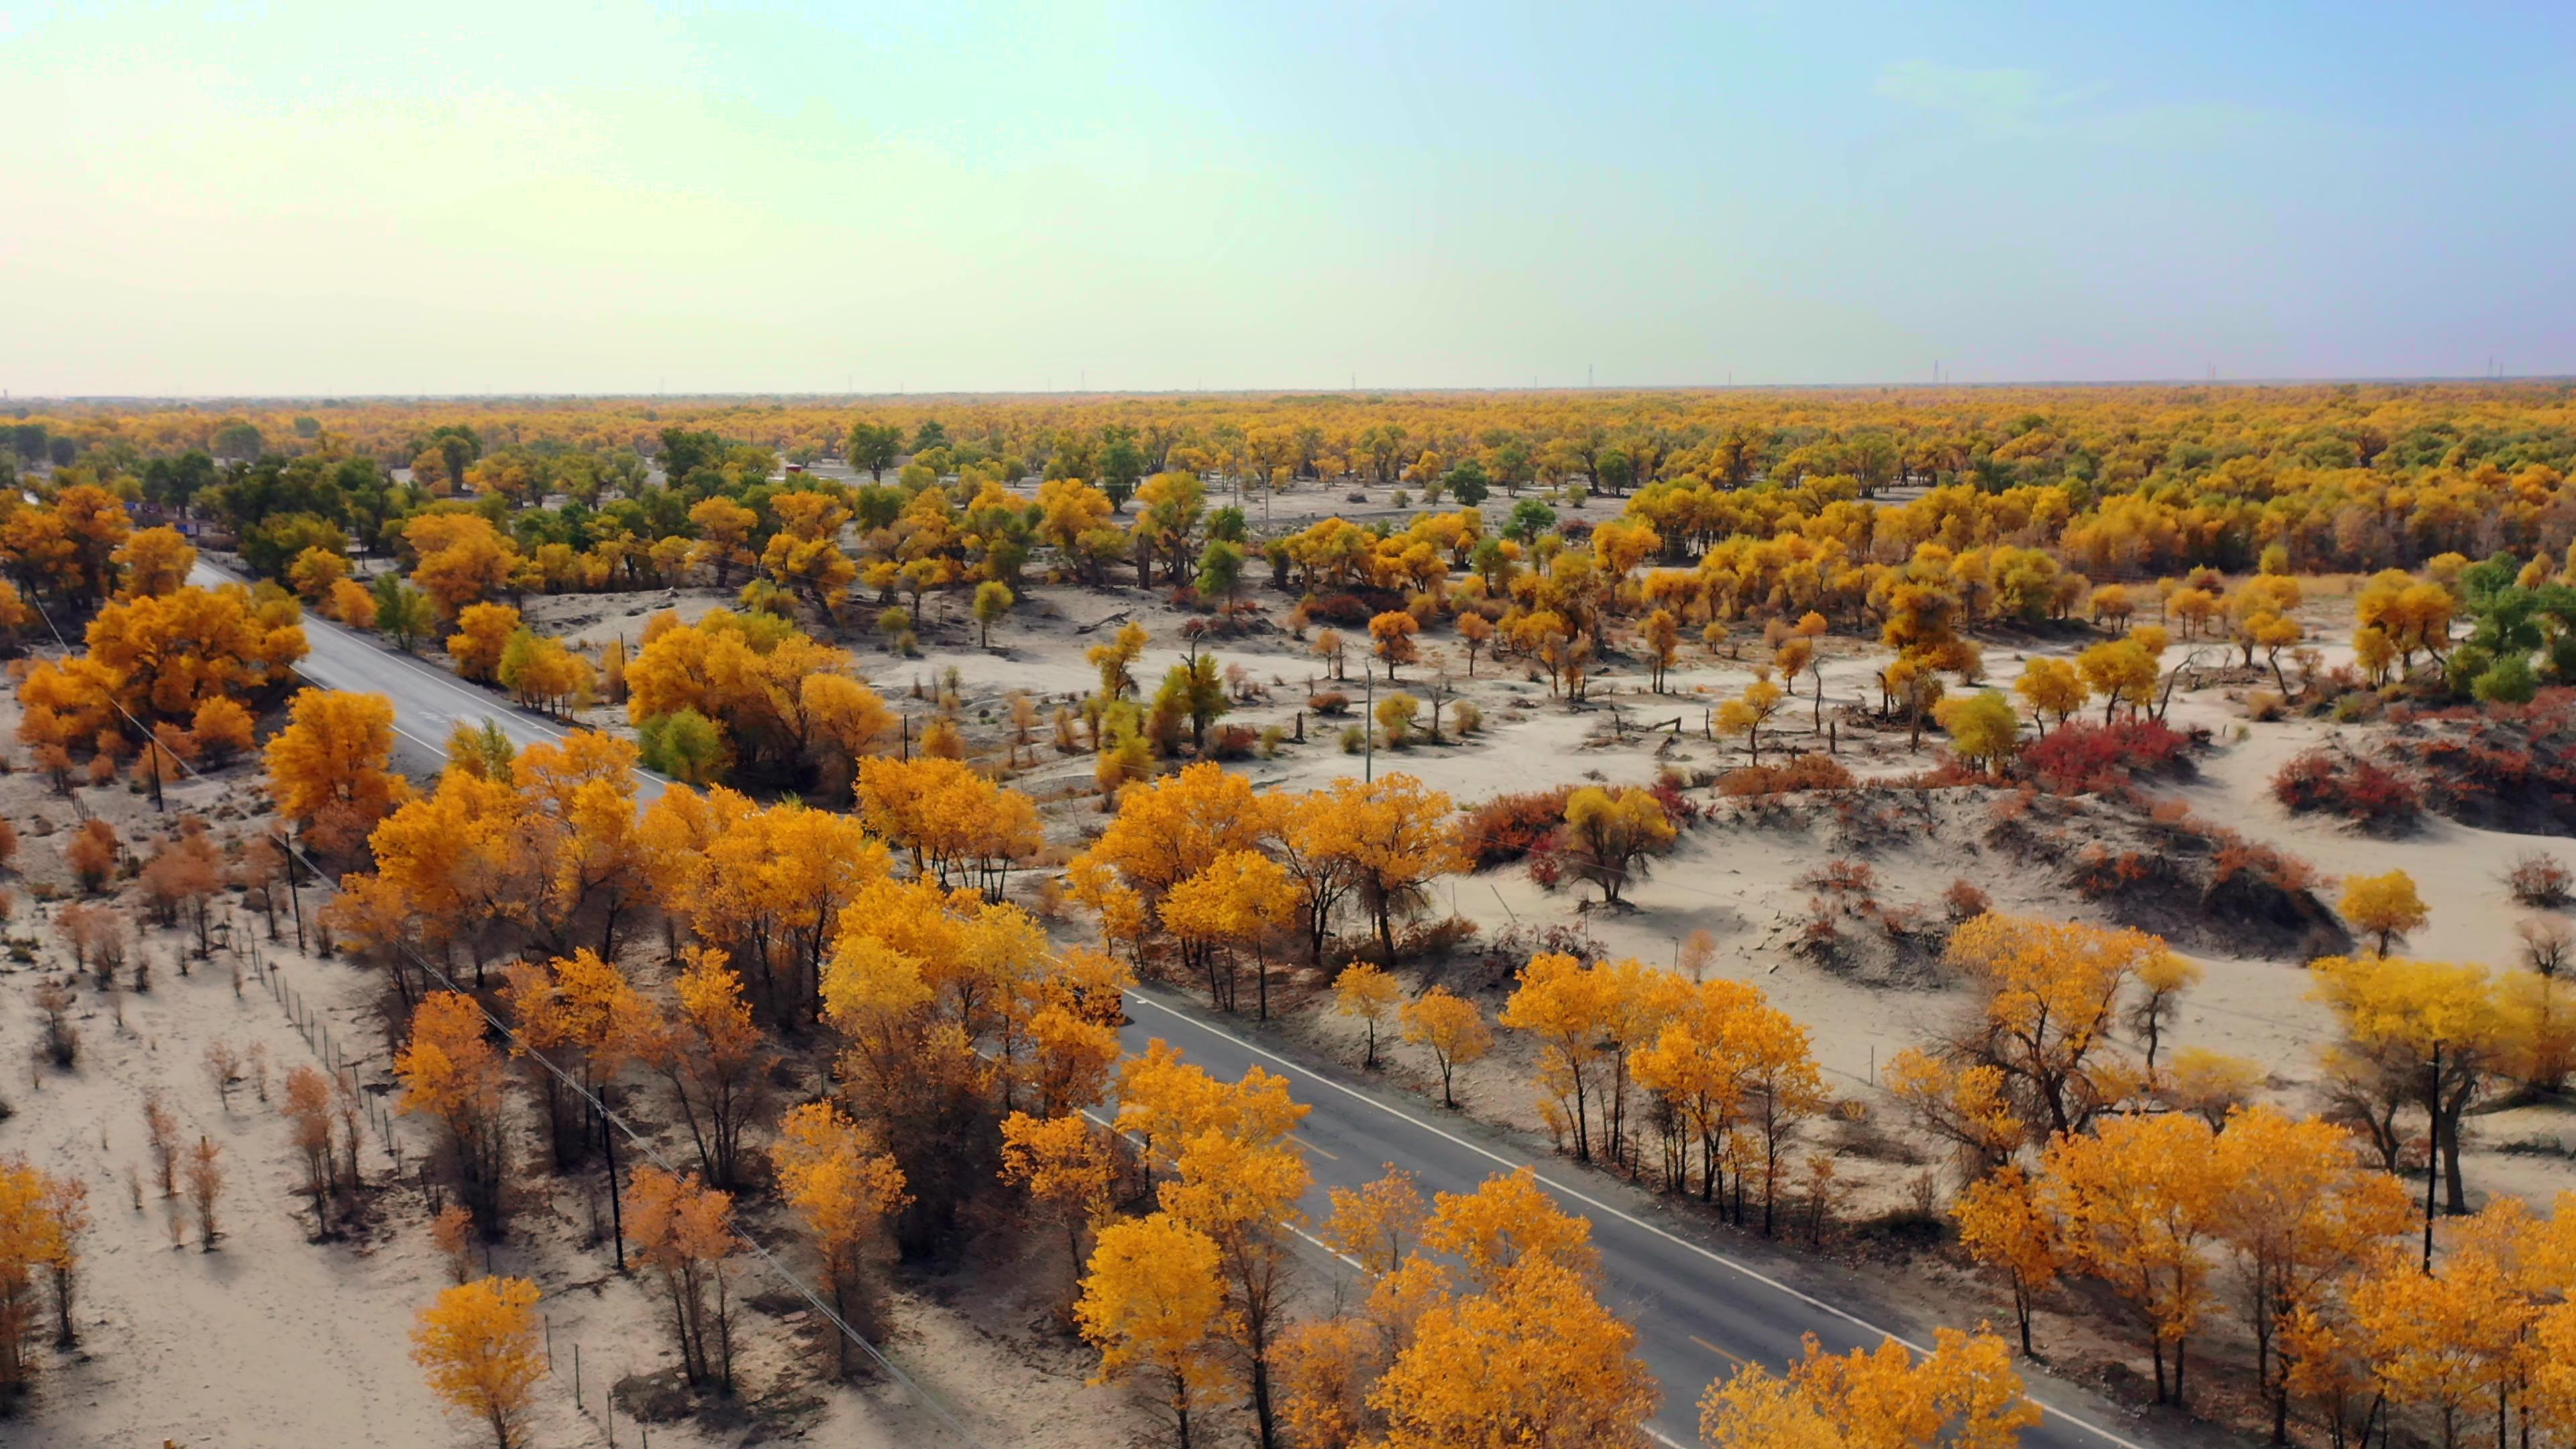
[217,558,2188,1449]
[193,559,667,799]
[1116,989,2182,1449]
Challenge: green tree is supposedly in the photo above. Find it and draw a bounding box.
[372,574,437,653]
[639,709,729,784]
[1442,459,1491,506]
[1154,656,1230,753]
[846,421,903,481]
[1195,540,1246,607]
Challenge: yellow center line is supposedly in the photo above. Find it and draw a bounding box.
[1290,1133,1339,1161]
[1691,1334,1746,1366]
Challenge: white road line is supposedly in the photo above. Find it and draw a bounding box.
[1126,991,2149,1449]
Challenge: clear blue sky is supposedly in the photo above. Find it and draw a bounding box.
[5,1,2570,395]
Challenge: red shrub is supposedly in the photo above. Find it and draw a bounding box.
[1462,788,1575,869]
[2023,720,2190,795]
[2270,749,2422,830]
[1648,771,1704,826]
[1942,878,1991,921]
[1208,723,1259,760]
[1302,592,1375,626]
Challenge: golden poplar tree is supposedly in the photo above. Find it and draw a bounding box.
[412,1275,545,1449]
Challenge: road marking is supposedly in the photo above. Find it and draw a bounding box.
[1290,1133,1338,1161]
[1284,1222,1361,1271]
[1126,990,2139,1449]
[1691,1334,1745,1366]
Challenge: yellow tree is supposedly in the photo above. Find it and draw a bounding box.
[406,513,521,621]
[1631,978,1763,1201]
[1558,785,1676,905]
[770,1100,910,1375]
[1320,1166,1430,1279]
[1935,688,2023,772]
[2208,1106,2412,1442]
[1077,1214,1231,1449]
[2310,954,2518,1248]
[397,991,512,1231]
[1087,619,1150,700]
[2339,870,2428,956]
[1000,1112,1116,1299]
[264,688,411,858]
[1368,610,1419,680]
[1301,773,1467,961]
[2076,637,2157,724]
[1929,914,2167,1140]
[113,525,196,598]
[81,581,307,724]
[1067,759,1270,953]
[447,602,521,684]
[1161,1126,1311,1448]
[2348,1224,2532,1449]
[2035,1112,2227,1406]
[1369,1254,1658,1448]
[1334,961,1403,1069]
[1953,1165,2063,1357]
[411,1275,545,1449]
[1715,672,1787,764]
[1163,849,1301,1019]
[625,1164,740,1389]
[1503,952,1616,1163]
[1421,1167,1601,1288]
[1735,1000,1829,1236]
[635,946,770,1188]
[1640,608,1681,692]
[1401,986,1493,1109]
[1699,1326,2038,1449]
[2013,656,2088,733]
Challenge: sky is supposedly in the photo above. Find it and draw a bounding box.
[4,1,2572,396]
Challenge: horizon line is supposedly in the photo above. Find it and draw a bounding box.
[10,373,2573,407]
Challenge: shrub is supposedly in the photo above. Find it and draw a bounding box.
[68,819,120,892]
[1450,700,1483,735]
[1460,788,1575,869]
[1717,752,1854,797]
[1209,723,1259,761]
[1647,771,1703,828]
[2270,749,2421,830]
[1526,846,1564,890]
[2070,844,2181,900]
[1942,878,1991,921]
[1338,724,1367,754]
[1803,858,1878,895]
[2022,720,2190,795]
[2506,851,2573,908]
[1304,592,1374,627]
[1309,691,1351,716]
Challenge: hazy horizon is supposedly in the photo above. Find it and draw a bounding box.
[7,1,2573,396]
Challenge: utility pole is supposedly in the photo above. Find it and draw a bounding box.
[1363,669,1375,784]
